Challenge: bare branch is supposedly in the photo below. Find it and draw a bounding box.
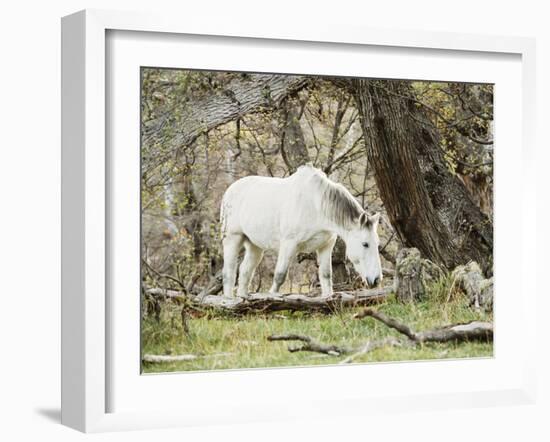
[267,334,404,362]
[143,74,310,173]
[267,334,351,356]
[354,308,493,343]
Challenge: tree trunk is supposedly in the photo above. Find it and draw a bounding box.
[349,79,493,271]
[279,98,310,172]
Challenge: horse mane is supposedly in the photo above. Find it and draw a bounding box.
[307,167,363,229]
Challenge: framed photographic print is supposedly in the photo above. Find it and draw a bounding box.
[61,9,537,432]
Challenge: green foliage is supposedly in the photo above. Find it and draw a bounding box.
[411,81,493,177]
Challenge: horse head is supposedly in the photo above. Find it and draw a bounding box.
[342,212,383,288]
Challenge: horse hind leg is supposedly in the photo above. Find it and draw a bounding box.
[222,233,244,297]
[237,240,264,298]
[269,241,297,294]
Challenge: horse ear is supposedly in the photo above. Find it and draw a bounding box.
[370,212,381,228]
[358,211,367,227]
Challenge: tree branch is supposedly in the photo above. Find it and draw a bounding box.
[267,334,403,361]
[267,334,351,356]
[354,308,493,343]
[267,308,492,363]
[143,74,309,173]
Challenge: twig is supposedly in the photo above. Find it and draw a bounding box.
[267,334,404,363]
[379,231,396,255]
[370,83,493,145]
[142,258,187,290]
[267,334,351,356]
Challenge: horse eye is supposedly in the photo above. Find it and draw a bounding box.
[362,242,369,248]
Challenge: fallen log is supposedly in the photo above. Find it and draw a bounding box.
[354,308,493,343]
[142,352,232,363]
[145,285,393,314]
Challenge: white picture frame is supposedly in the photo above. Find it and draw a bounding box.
[61,9,537,433]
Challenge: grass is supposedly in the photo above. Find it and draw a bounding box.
[141,276,493,373]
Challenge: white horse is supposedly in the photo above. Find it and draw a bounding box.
[220,164,382,298]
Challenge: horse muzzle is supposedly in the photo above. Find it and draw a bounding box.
[366,276,381,288]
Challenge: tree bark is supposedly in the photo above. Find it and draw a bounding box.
[394,248,443,303]
[348,79,493,271]
[330,238,358,287]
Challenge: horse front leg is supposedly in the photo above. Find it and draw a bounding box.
[316,236,337,297]
[269,241,297,294]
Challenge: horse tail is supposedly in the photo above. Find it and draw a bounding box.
[220,190,231,240]
[220,196,227,240]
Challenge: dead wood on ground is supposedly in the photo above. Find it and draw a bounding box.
[142,352,232,363]
[354,308,493,343]
[267,333,402,361]
[267,307,492,363]
[145,285,393,314]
